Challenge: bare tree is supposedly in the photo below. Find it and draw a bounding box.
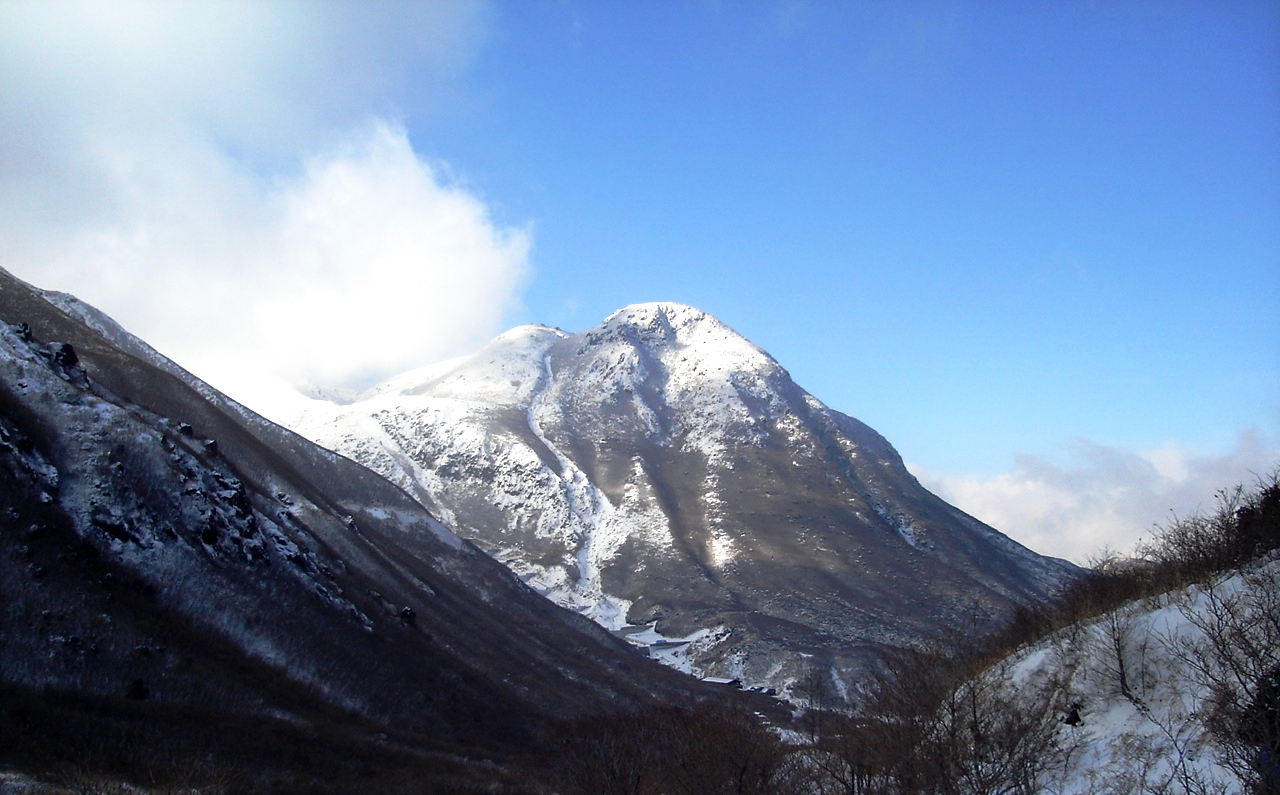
[1098,604,1149,705]
[1167,562,1280,794]
[814,642,1069,795]
[937,659,1070,795]
[557,711,666,795]
[795,659,838,742]
[661,702,788,795]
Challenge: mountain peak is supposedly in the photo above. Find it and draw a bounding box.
[590,302,777,378]
[605,301,710,327]
[600,302,726,343]
[290,301,1079,698]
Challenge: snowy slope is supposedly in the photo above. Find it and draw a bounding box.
[293,302,1079,698]
[996,556,1280,794]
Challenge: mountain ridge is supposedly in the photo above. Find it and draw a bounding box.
[0,268,733,784]
[294,301,1079,698]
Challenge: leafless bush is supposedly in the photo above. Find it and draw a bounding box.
[1098,603,1157,705]
[1141,488,1246,589]
[50,768,135,795]
[556,702,796,795]
[989,469,1278,681]
[940,661,1070,795]
[662,703,788,795]
[556,711,666,795]
[1167,562,1280,794]
[809,645,1069,795]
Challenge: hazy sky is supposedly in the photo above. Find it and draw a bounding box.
[1,0,1276,562]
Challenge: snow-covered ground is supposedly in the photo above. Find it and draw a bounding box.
[1001,555,1278,794]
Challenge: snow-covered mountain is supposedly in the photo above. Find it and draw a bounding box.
[0,270,727,781]
[293,302,1079,696]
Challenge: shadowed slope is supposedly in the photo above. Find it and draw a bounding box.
[0,269,725,788]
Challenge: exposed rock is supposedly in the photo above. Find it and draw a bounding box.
[295,302,1080,698]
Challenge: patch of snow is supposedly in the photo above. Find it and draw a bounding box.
[870,499,919,546]
[650,627,724,676]
[358,505,464,550]
[996,560,1280,794]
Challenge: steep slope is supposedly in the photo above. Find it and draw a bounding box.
[0,270,724,786]
[294,302,1079,696]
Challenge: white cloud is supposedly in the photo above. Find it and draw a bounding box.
[0,1,530,424]
[0,0,488,155]
[911,431,1278,565]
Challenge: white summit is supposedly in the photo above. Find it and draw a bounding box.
[290,302,1077,698]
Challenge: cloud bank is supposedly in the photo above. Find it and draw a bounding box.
[912,432,1278,564]
[0,1,527,422]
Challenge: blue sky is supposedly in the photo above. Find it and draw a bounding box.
[0,1,1276,560]
[429,2,1280,476]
